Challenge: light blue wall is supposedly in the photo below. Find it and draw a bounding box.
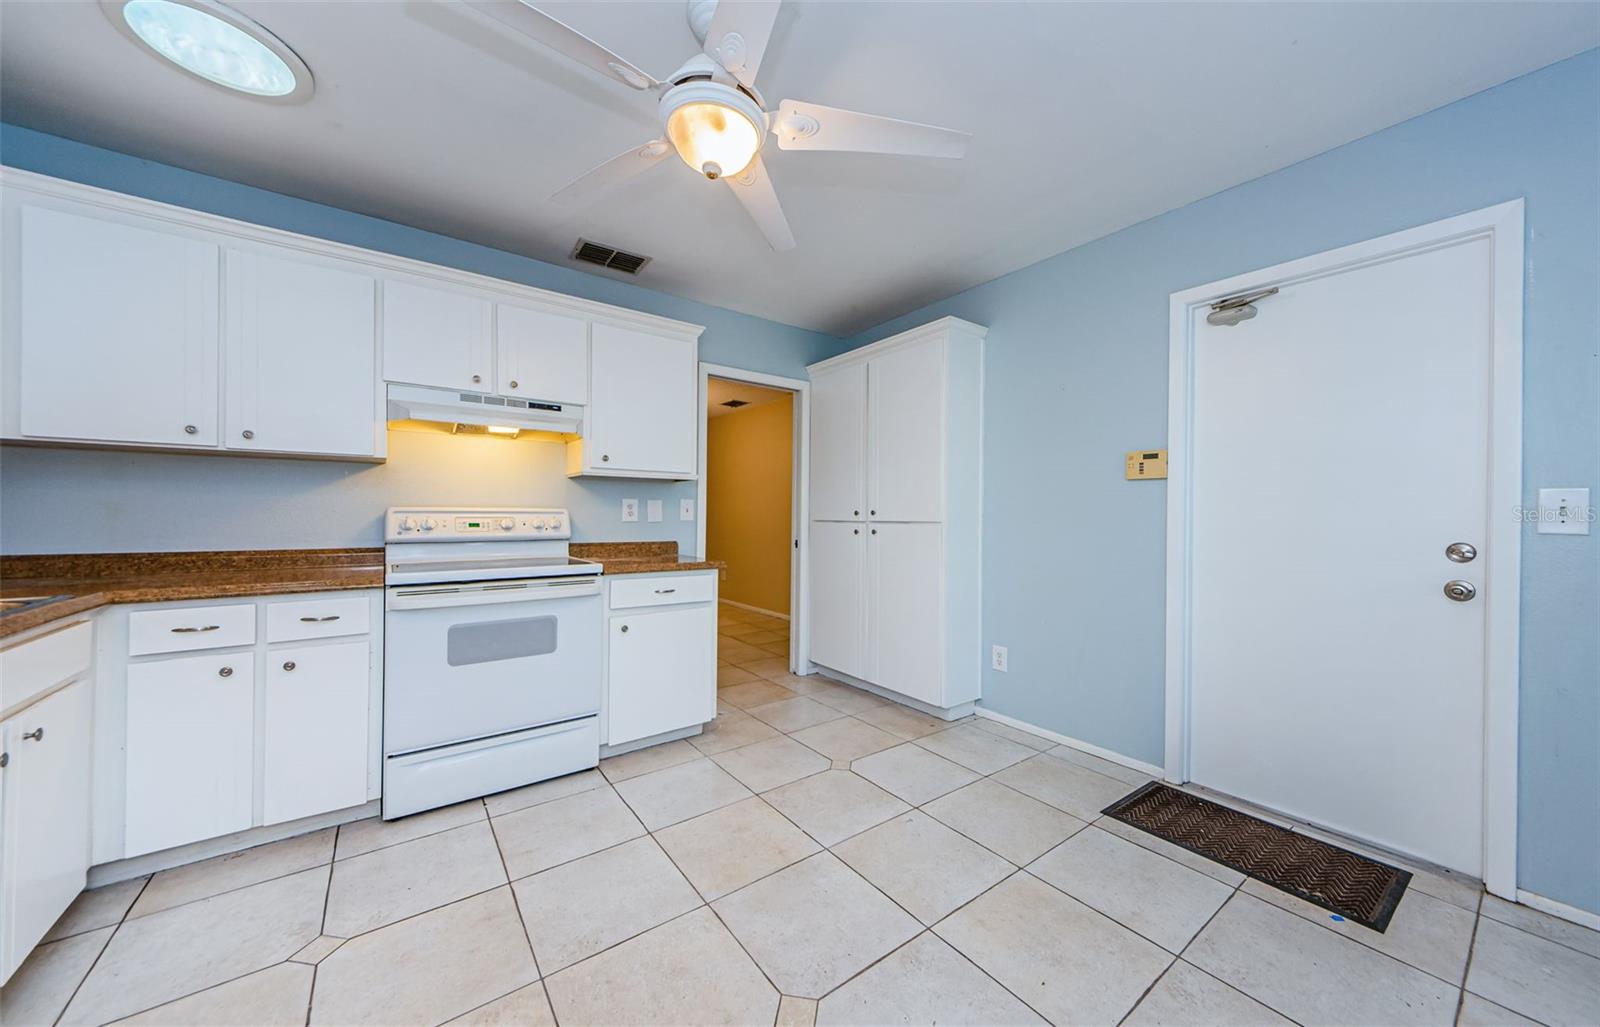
[837,51,1600,914]
[0,122,838,554]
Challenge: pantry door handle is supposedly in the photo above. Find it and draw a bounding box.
[172,625,221,633]
[300,615,341,623]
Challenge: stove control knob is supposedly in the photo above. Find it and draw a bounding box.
[499,517,515,531]
[397,516,417,532]
[421,517,438,532]
[533,518,549,531]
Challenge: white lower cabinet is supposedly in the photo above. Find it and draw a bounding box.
[125,652,255,857]
[604,573,717,748]
[263,641,370,826]
[808,521,866,678]
[866,523,944,706]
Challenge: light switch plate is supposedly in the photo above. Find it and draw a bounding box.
[679,499,695,521]
[646,499,663,523]
[621,498,639,523]
[1536,488,1591,535]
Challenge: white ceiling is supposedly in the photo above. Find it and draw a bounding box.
[2,3,1594,336]
[708,377,791,417]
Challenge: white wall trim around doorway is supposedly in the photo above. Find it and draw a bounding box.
[697,363,811,675]
[1163,200,1525,900]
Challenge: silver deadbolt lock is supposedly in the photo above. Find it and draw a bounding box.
[1445,542,1477,563]
[1443,580,1477,603]
[218,666,234,678]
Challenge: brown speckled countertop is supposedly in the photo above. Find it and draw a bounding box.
[0,549,384,640]
[571,541,725,576]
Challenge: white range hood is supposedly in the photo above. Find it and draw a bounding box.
[386,383,583,437]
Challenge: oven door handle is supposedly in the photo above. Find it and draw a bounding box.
[386,577,600,611]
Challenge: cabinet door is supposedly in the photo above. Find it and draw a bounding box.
[2,680,92,979]
[225,250,378,457]
[809,362,867,520]
[125,652,254,857]
[867,340,945,522]
[607,604,716,746]
[586,324,697,476]
[807,521,866,678]
[497,304,588,404]
[18,205,219,446]
[381,279,493,391]
[867,522,944,705]
[263,641,369,825]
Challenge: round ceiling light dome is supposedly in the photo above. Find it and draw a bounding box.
[105,0,313,102]
[659,81,765,180]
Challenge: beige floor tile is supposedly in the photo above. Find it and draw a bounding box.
[713,852,921,998]
[1045,743,1157,785]
[288,934,345,964]
[711,735,831,793]
[758,640,792,656]
[914,724,1035,775]
[816,932,1046,1026]
[311,887,537,1026]
[0,926,112,1027]
[1186,893,1459,1026]
[544,907,778,1025]
[131,828,334,919]
[1480,894,1600,960]
[483,768,606,819]
[1123,960,1293,1027]
[721,623,769,641]
[971,717,1056,752]
[763,770,910,846]
[324,819,507,937]
[923,778,1088,866]
[720,679,800,709]
[934,872,1172,1026]
[654,797,821,900]
[1093,814,1245,886]
[1028,827,1234,952]
[1455,992,1543,1027]
[337,799,486,859]
[445,983,557,1027]
[806,682,889,716]
[599,738,701,782]
[513,836,702,973]
[851,743,979,806]
[791,717,900,762]
[112,961,313,1026]
[833,812,1014,925]
[716,697,739,714]
[738,656,794,679]
[687,708,782,755]
[744,629,788,645]
[777,994,819,1027]
[1241,877,1476,984]
[992,752,1137,819]
[492,786,646,879]
[719,640,770,664]
[855,703,953,740]
[60,866,326,1027]
[613,757,753,830]
[718,664,762,687]
[42,877,147,942]
[746,696,847,733]
[767,672,842,696]
[1465,916,1600,1027]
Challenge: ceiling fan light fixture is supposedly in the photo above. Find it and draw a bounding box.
[104,0,312,102]
[660,82,765,180]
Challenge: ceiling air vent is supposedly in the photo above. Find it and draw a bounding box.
[573,238,651,275]
[721,399,749,408]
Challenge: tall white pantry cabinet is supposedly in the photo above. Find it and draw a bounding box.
[806,318,985,714]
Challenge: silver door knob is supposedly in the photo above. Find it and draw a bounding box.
[1445,542,1477,563]
[218,666,234,677]
[1443,580,1477,602]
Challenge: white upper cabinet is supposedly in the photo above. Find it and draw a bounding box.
[16,205,219,447]
[867,340,945,522]
[809,362,868,520]
[578,323,697,478]
[496,304,588,405]
[225,250,379,457]
[381,278,493,392]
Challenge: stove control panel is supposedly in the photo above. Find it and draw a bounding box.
[385,507,570,541]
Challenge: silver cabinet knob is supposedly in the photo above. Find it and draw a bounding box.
[602,454,610,462]
[0,752,8,768]
[282,661,296,672]
[871,528,878,535]
[853,528,859,535]
[620,624,629,633]
[218,666,234,678]
[184,424,198,435]
[1443,580,1477,602]
[22,728,43,742]
[471,374,482,384]
[853,510,860,516]
[242,430,255,440]
[509,380,519,389]
[1446,542,1477,563]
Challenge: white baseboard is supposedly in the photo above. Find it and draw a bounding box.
[718,598,790,621]
[1515,889,1600,932]
[973,708,1166,778]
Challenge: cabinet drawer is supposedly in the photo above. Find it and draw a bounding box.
[0,620,92,714]
[608,573,716,610]
[266,595,370,643]
[128,604,255,656]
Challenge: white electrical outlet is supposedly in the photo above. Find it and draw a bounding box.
[646,499,663,523]
[991,645,1008,672]
[1537,488,1591,535]
[679,498,695,521]
[621,498,639,522]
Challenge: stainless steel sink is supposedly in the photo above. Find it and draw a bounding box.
[0,595,70,616]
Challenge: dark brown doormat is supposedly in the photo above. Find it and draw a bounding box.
[1102,782,1411,932]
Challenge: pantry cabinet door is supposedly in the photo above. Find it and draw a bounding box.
[586,324,696,476]
[807,520,867,679]
[867,339,945,522]
[496,304,588,405]
[17,205,219,447]
[381,278,493,391]
[225,250,378,457]
[808,362,867,521]
[262,641,370,825]
[866,522,944,705]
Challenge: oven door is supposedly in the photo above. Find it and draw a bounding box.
[384,576,602,754]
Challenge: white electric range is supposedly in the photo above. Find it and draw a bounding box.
[381,507,603,819]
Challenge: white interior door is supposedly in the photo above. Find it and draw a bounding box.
[1188,235,1493,875]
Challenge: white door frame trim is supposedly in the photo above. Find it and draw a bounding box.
[1163,200,1524,899]
[696,363,812,674]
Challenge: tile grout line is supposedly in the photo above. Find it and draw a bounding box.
[484,795,556,1027]
[49,873,153,1027]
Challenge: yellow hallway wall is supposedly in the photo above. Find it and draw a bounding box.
[706,394,792,615]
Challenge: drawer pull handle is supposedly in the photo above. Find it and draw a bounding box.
[300,615,341,623]
[653,588,676,595]
[283,661,297,672]
[218,666,233,678]
[22,728,43,742]
[172,625,222,633]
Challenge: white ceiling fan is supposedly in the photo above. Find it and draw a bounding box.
[463,0,971,251]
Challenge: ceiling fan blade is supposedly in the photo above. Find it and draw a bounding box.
[725,155,795,251]
[463,0,659,90]
[551,140,673,206]
[772,99,970,158]
[702,0,781,88]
